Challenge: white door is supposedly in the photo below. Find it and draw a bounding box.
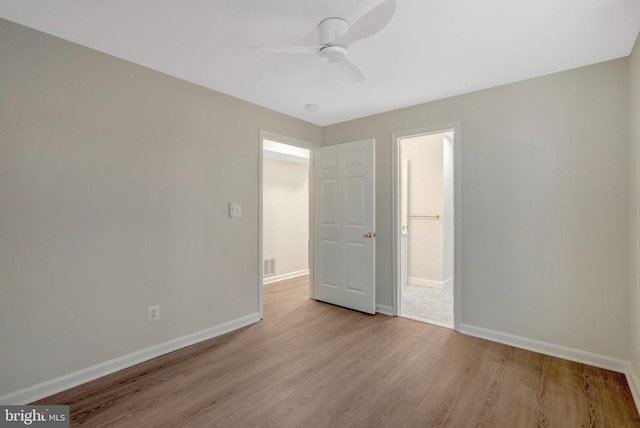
[313,139,375,314]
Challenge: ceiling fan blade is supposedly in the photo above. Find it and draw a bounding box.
[335,0,397,48]
[338,59,365,83]
[250,44,319,55]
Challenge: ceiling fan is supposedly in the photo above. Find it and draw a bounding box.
[251,0,397,82]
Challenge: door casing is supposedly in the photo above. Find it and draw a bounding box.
[258,130,318,319]
[391,123,462,330]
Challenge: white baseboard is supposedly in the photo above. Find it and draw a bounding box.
[459,323,629,373]
[0,312,261,405]
[624,362,640,415]
[407,277,444,289]
[461,324,640,415]
[5,313,638,415]
[375,304,395,316]
[263,269,309,285]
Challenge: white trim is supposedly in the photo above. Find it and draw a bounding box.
[407,277,444,289]
[308,148,315,300]
[462,323,640,415]
[459,323,629,373]
[624,363,640,414]
[258,131,264,319]
[375,304,395,316]
[0,312,260,405]
[263,269,310,284]
[391,123,462,331]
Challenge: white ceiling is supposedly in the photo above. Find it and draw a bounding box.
[1,0,639,126]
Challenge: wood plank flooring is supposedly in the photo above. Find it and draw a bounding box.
[34,276,640,427]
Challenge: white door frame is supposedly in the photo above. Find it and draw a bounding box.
[391,123,462,330]
[258,130,318,319]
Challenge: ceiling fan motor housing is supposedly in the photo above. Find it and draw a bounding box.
[319,18,349,62]
[320,45,348,63]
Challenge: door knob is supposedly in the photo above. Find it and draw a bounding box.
[364,232,373,238]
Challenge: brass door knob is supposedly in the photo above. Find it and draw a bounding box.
[364,232,372,238]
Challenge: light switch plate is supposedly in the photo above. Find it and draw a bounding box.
[229,203,241,218]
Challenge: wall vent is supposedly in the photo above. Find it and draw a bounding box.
[263,258,276,276]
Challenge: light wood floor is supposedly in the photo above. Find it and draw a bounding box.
[35,276,640,427]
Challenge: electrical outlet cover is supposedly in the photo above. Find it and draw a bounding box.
[148,305,160,321]
[229,202,242,218]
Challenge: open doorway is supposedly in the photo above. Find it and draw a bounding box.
[393,126,458,329]
[262,140,310,283]
[258,132,316,318]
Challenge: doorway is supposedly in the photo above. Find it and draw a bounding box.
[393,126,457,329]
[262,140,310,283]
[259,131,316,318]
[259,132,377,317]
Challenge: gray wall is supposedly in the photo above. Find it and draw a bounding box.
[0,19,322,397]
[324,58,631,359]
[630,32,640,377]
[1,16,637,401]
